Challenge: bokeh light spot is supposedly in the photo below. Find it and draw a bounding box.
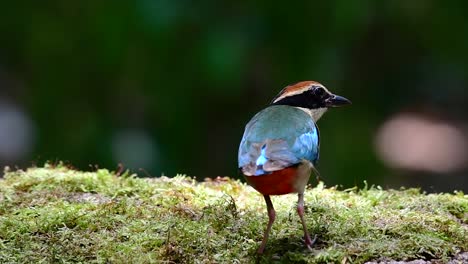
[375,113,468,173]
[0,101,36,162]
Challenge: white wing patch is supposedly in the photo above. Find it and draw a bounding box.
[240,139,299,176]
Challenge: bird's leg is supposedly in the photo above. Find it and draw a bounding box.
[258,195,275,254]
[297,193,316,250]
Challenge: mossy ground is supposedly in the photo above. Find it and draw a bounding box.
[0,165,466,263]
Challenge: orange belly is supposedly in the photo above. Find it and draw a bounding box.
[244,166,299,195]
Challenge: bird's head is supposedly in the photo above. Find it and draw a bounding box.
[271,81,351,121]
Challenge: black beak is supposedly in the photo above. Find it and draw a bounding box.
[325,94,352,107]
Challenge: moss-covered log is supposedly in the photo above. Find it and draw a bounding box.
[0,165,466,263]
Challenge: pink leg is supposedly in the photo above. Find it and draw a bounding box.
[257,195,275,254]
[297,193,317,250]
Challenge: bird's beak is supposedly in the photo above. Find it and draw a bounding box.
[325,94,352,107]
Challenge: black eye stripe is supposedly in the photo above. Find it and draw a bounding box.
[272,89,326,109]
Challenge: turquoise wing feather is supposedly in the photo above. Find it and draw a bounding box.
[238,105,319,176]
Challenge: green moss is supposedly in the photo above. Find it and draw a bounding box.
[0,166,466,263]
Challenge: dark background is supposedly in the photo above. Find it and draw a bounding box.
[1,1,467,192]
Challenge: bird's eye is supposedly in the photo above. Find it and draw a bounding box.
[314,87,326,97]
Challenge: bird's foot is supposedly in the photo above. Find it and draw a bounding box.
[304,234,317,251]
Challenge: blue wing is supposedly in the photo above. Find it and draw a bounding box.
[238,105,319,176]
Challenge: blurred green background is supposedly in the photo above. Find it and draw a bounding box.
[1,1,467,192]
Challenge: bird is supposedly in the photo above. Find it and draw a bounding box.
[238,81,351,254]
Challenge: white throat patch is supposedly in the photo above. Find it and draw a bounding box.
[296,107,328,122]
